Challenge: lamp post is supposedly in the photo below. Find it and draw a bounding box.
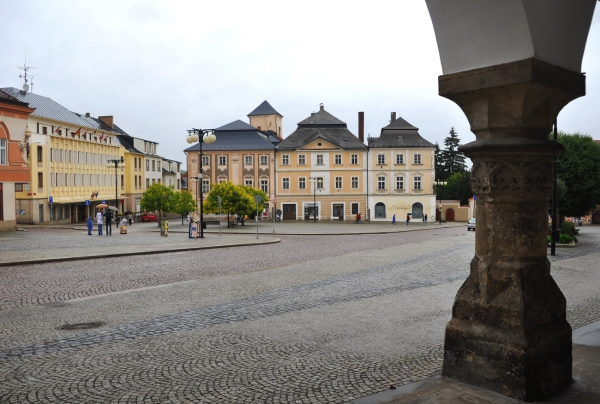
[107,156,125,223]
[190,177,200,214]
[186,128,216,238]
[308,177,322,222]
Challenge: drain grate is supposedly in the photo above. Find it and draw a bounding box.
[58,322,105,331]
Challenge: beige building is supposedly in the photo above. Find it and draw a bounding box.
[367,113,436,222]
[184,101,281,215]
[276,105,368,221]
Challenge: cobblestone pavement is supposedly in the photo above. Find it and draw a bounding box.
[0,225,598,403]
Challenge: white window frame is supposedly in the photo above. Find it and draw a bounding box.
[260,179,268,193]
[260,155,268,166]
[299,177,306,190]
[219,156,227,166]
[414,176,422,190]
[298,154,306,165]
[316,154,324,165]
[244,178,253,187]
[282,177,290,190]
[334,154,342,165]
[202,156,210,166]
[351,154,358,165]
[396,154,404,164]
[282,154,290,165]
[335,176,342,189]
[244,155,253,166]
[378,176,386,190]
[351,176,359,189]
[0,139,6,165]
[202,180,210,193]
[377,154,385,165]
[414,154,422,164]
[396,176,404,190]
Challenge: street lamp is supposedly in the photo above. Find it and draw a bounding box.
[190,177,200,213]
[308,177,322,222]
[186,128,216,238]
[107,156,125,223]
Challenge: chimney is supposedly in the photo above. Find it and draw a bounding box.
[358,112,364,143]
[85,112,90,117]
[99,115,114,128]
[319,103,324,111]
[391,112,396,122]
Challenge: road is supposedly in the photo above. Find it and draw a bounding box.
[0,225,598,403]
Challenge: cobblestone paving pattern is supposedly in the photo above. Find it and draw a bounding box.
[0,227,598,403]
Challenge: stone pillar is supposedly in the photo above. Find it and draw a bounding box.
[439,59,585,401]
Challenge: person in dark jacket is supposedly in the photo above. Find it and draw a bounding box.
[105,210,113,236]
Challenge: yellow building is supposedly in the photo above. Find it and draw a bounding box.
[276,104,368,221]
[367,113,436,222]
[2,88,126,224]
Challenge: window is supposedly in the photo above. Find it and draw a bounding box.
[396,154,404,164]
[152,160,156,171]
[316,177,324,189]
[334,154,342,165]
[260,155,268,165]
[316,154,324,165]
[38,172,43,189]
[146,178,150,188]
[218,177,226,184]
[352,203,359,215]
[202,180,210,193]
[335,177,342,189]
[0,139,6,165]
[37,146,43,163]
[244,155,253,166]
[378,176,386,190]
[351,154,358,165]
[396,176,404,190]
[414,154,422,164]
[260,179,268,193]
[351,177,359,189]
[299,178,306,190]
[414,176,422,190]
[282,155,289,165]
[177,179,181,189]
[135,176,138,189]
[377,154,385,165]
[298,155,306,165]
[157,161,161,171]
[134,158,137,169]
[42,126,48,135]
[146,160,149,171]
[218,156,227,166]
[282,178,290,190]
[245,178,253,187]
[202,156,210,166]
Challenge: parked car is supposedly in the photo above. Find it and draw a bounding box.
[467,217,476,231]
[141,212,157,222]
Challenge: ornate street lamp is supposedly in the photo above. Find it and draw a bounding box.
[186,129,216,238]
[308,177,322,222]
[107,156,125,223]
[190,177,200,213]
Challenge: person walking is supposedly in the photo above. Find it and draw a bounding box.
[391,214,396,225]
[424,213,428,226]
[406,213,410,226]
[96,210,104,235]
[87,216,93,235]
[105,209,113,236]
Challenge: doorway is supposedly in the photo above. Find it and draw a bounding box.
[412,202,423,219]
[446,208,455,221]
[374,202,386,218]
[282,204,296,220]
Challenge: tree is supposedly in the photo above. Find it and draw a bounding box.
[203,182,254,222]
[555,132,600,217]
[436,171,473,205]
[171,190,196,224]
[434,142,446,181]
[141,183,174,224]
[438,127,468,179]
[241,186,269,217]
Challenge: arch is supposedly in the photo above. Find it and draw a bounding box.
[412,202,423,218]
[374,202,386,218]
[0,121,9,140]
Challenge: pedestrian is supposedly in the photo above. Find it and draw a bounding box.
[96,210,104,235]
[186,213,190,223]
[87,216,93,235]
[422,214,426,226]
[105,209,113,236]
[406,213,410,226]
[391,214,396,225]
[128,212,133,225]
[424,213,428,226]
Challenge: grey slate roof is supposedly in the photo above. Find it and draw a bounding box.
[297,109,346,127]
[1,87,128,135]
[369,116,434,148]
[183,119,279,152]
[278,107,366,150]
[247,100,282,117]
[116,135,144,154]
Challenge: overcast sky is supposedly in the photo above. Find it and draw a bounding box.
[2,1,599,169]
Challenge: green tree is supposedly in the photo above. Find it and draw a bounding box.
[171,190,196,224]
[437,171,473,205]
[555,132,600,217]
[438,127,468,179]
[434,142,446,181]
[203,182,254,222]
[241,186,269,216]
[141,183,174,224]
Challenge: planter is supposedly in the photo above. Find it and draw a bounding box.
[547,241,576,248]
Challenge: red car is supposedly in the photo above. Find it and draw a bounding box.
[141,213,157,222]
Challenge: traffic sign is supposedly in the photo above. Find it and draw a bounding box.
[48,196,53,203]
[85,200,90,206]
[254,195,262,203]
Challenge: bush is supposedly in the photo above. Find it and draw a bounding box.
[559,234,574,244]
[561,221,578,242]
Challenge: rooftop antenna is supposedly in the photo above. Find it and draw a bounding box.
[18,46,36,93]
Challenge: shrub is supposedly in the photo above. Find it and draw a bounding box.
[561,221,578,242]
[559,234,574,244]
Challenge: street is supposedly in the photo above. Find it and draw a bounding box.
[0,224,599,403]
